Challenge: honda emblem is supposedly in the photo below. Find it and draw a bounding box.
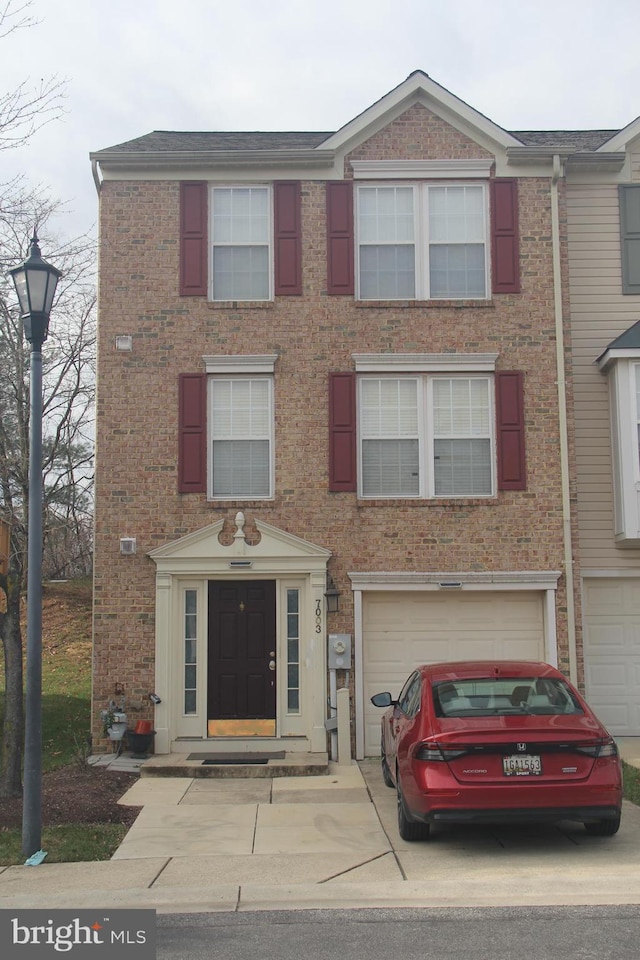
[516,742,527,752]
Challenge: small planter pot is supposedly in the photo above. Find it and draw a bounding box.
[126,729,155,758]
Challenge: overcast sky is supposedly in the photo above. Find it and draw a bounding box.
[2,0,640,242]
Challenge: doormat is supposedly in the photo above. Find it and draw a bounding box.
[187,751,285,763]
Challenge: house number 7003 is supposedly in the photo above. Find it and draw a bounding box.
[315,599,322,633]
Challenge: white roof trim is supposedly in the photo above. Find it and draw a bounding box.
[203,354,278,374]
[597,118,640,153]
[351,159,493,180]
[321,71,520,153]
[596,348,640,372]
[348,571,561,591]
[353,353,498,373]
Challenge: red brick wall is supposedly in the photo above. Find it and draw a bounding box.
[92,107,579,736]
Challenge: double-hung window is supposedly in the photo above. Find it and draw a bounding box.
[357,183,488,300]
[211,186,271,301]
[208,376,273,498]
[359,375,493,498]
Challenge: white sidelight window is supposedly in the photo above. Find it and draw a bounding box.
[211,186,270,301]
[209,377,273,499]
[359,375,494,498]
[183,589,198,715]
[357,183,488,300]
[286,589,301,714]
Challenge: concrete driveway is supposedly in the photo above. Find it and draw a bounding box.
[359,758,640,895]
[1,758,639,912]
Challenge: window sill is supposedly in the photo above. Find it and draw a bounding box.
[356,498,498,508]
[207,300,274,310]
[207,499,275,508]
[354,299,494,309]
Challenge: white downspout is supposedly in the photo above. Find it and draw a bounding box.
[551,154,578,684]
[91,159,102,195]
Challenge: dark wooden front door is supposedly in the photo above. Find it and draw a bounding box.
[207,581,276,729]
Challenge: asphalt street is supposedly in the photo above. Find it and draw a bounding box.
[157,906,640,960]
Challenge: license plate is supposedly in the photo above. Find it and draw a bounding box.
[502,754,542,776]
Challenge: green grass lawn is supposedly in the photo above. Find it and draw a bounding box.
[623,760,640,805]
[0,580,131,864]
[0,824,131,865]
[1,579,93,770]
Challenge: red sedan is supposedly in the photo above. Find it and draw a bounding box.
[371,661,622,841]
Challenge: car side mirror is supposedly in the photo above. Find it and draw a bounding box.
[371,691,395,708]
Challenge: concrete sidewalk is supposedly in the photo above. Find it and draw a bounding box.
[1,745,639,914]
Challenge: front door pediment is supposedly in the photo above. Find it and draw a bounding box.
[149,513,331,576]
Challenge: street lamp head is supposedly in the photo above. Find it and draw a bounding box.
[9,233,62,347]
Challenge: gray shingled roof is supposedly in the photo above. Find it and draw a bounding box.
[95,127,622,157]
[511,130,619,151]
[602,319,640,353]
[95,130,334,154]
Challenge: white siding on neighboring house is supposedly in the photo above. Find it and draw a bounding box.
[567,182,640,568]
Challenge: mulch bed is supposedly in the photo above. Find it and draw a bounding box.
[0,765,141,830]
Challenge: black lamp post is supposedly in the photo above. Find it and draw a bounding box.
[10,234,61,858]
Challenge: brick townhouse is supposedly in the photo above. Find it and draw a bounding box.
[90,70,589,759]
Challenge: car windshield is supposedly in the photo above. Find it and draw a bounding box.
[433,676,584,718]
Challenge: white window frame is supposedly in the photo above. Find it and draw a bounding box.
[209,184,273,302]
[207,374,274,500]
[357,373,495,499]
[634,363,640,482]
[355,182,490,301]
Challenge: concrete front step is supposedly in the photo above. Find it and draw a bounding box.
[140,751,329,779]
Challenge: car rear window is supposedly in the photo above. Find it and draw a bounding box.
[433,677,584,718]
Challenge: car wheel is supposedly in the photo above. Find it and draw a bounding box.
[396,773,430,841]
[381,739,395,788]
[584,815,621,837]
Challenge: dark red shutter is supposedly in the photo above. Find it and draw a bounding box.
[180,182,208,296]
[496,371,526,490]
[327,181,354,296]
[329,372,357,491]
[491,179,520,295]
[274,181,302,295]
[178,374,207,493]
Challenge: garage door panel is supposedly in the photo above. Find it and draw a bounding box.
[583,578,640,736]
[363,590,545,756]
[585,580,640,616]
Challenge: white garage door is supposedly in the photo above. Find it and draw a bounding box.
[584,578,640,736]
[363,590,545,756]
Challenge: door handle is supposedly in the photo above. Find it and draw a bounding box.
[268,660,276,671]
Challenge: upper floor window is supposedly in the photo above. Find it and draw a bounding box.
[208,376,273,499]
[359,375,493,498]
[596,331,640,545]
[356,184,488,301]
[211,186,271,301]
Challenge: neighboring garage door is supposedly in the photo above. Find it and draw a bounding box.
[363,590,545,756]
[583,578,640,736]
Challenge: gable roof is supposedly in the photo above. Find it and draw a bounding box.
[89,70,628,172]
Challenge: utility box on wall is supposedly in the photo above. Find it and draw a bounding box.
[328,633,351,669]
